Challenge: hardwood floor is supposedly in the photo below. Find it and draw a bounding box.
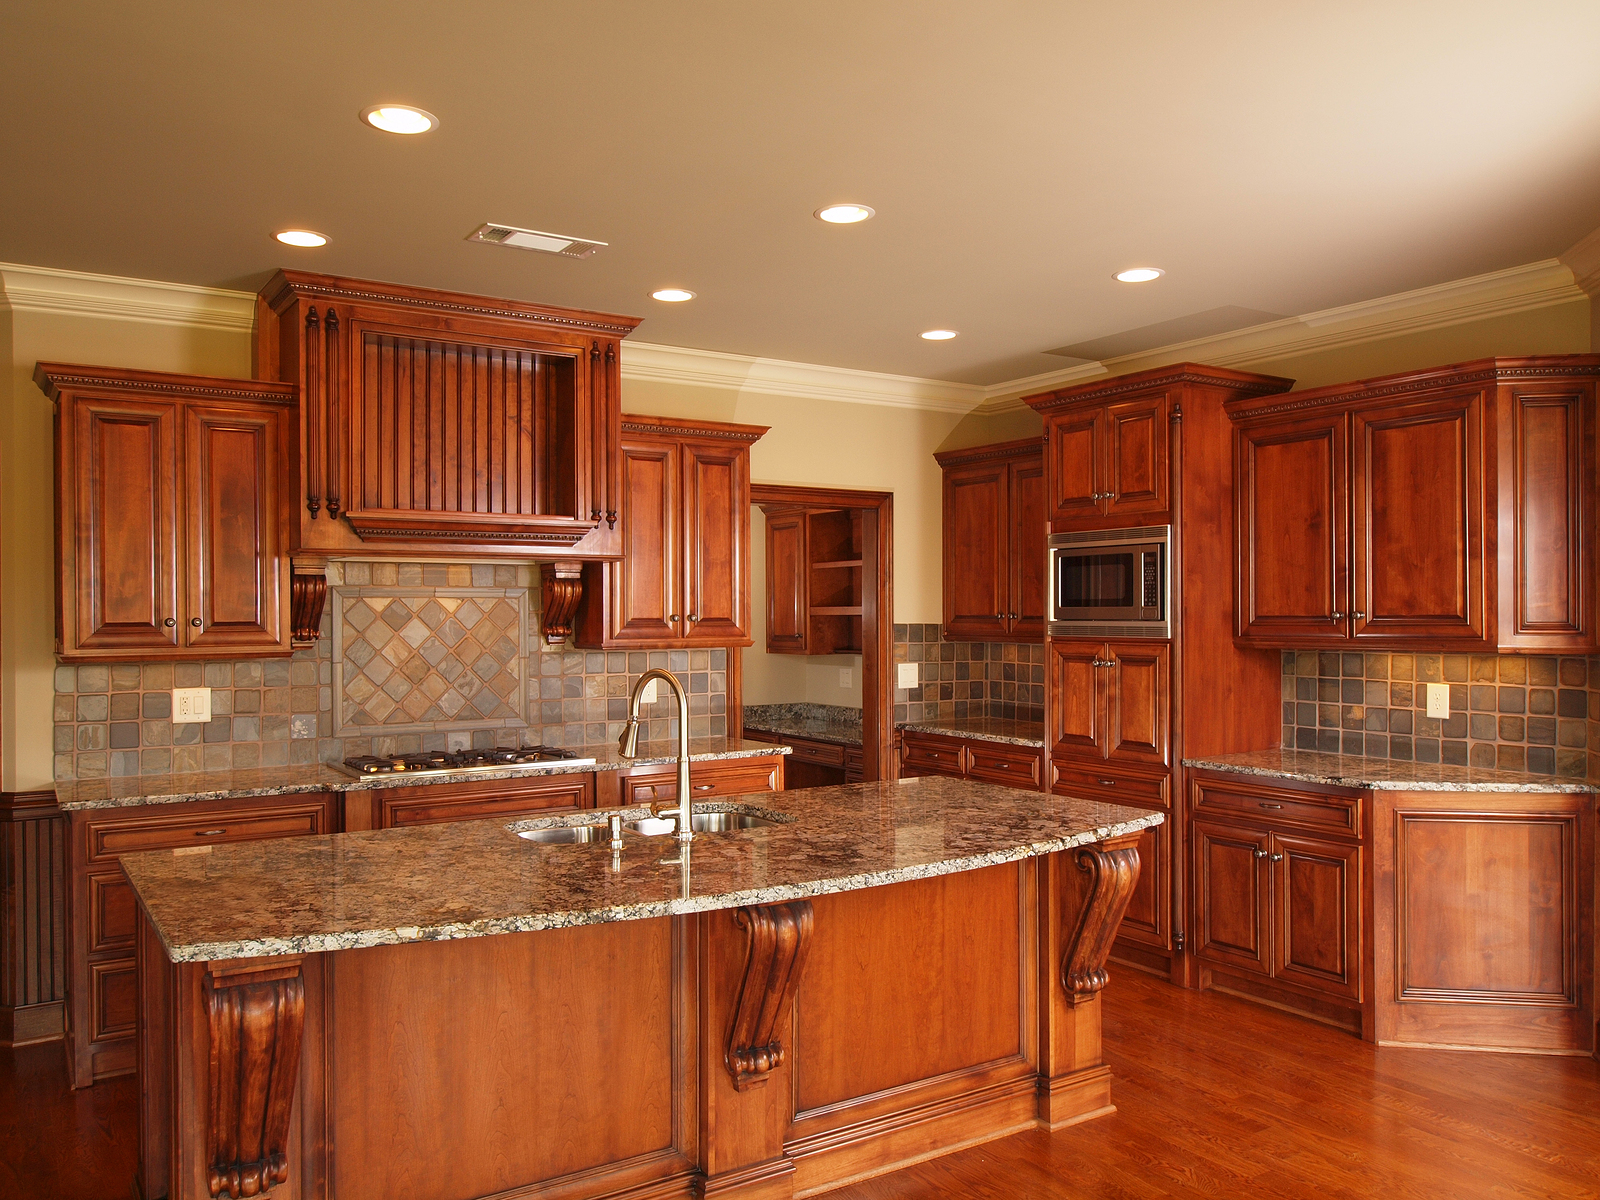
[3,967,1598,1199]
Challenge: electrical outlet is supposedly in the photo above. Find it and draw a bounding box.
[639,678,658,704]
[1425,683,1450,719]
[896,662,920,690]
[172,687,211,724]
[839,668,853,688]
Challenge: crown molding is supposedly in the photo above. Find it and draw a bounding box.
[0,262,256,332]
[619,340,983,413]
[1560,225,1600,298]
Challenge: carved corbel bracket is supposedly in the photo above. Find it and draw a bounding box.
[726,899,813,1091]
[203,960,306,1199]
[289,558,329,647]
[1061,837,1142,1003]
[539,560,585,646]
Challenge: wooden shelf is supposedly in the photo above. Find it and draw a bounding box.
[810,606,863,616]
[831,647,863,655]
[813,559,863,569]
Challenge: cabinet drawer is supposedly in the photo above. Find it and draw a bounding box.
[900,735,966,778]
[1052,762,1169,808]
[379,780,591,829]
[965,744,1042,789]
[786,738,847,769]
[85,800,330,864]
[88,870,138,954]
[1191,776,1362,837]
[622,756,783,806]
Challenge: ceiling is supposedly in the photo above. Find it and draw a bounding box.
[3,2,1599,386]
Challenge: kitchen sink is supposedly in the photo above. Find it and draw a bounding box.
[518,825,610,845]
[625,811,785,836]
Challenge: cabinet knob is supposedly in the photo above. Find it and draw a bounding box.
[1330,612,1345,621]
[1352,611,1366,620]
[688,613,699,622]
[669,614,680,622]
[1254,849,1269,859]
[164,617,176,628]
[191,618,203,628]
[1269,853,1284,863]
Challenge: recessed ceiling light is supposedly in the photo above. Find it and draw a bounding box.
[274,229,328,248]
[361,104,439,135]
[1114,267,1164,283]
[651,288,696,303]
[815,204,875,224]
[920,329,958,341]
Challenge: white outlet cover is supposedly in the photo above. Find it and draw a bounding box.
[1425,682,1451,719]
[172,686,212,724]
[640,678,658,703]
[896,662,920,689]
[839,668,853,688]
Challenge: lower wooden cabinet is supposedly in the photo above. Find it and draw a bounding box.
[69,792,338,1087]
[1189,772,1369,1036]
[603,752,786,808]
[343,773,594,831]
[897,729,1044,789]
[741,730,861,789]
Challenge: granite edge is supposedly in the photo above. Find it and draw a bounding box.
[896,721,1045,749]
[1182,755,1600,794]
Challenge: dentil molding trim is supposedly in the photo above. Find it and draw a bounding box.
[2,256,1588,417]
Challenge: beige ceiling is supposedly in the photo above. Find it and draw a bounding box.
[3,2,1599,386]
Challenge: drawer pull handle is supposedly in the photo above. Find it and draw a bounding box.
[996,762,1009,769]
[195,828,227,837]
[693,784,713,791]
[1258,802,1283,809]
[1098,779,1116,786]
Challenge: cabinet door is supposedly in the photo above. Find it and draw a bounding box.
[63,399,181,657]
[1117,812,1171,953]
[764,509,809,653]
[608,439,681,645]
[1104,641,1169,767]
[899,734,967,779]
[1047,408,1102,526]
[1351,391,1486,643]
[1101,396,1169,520]
[681,438,752,646]
[943,461,1009,640]
[1192,820,1272,976]
[1271,832,1362,1000]
[1500,383,1595,650]
[585,337,623,558]
[1235,412,1349,644]
[184,404,288,654]
[1008,455,1048,641]
[1048,639,1104,760]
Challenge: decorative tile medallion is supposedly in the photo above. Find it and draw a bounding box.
[333,587,528,735]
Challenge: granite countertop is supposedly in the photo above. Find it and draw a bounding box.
[120,776,1162,962]
[743,703,863,747]
[55,738,791,811]
[1183,748,1600,793]
[897,717,1045,749]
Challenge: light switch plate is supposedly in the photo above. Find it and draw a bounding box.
[896,662,920,689]
[839,668,853,688]
[639,678,658,704]
[1425,682,1450,719]
[172,687,211,724]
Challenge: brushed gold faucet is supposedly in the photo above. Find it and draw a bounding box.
[617,668,694,842]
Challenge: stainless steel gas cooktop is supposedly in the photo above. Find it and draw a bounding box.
[336,745,596,778]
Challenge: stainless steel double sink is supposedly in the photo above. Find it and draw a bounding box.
[517,808,784,844]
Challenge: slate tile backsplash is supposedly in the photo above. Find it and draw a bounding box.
[53,561,726,780]
[893,623,1045,725]
[1280,650,1600,779]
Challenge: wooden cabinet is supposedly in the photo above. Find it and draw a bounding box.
[609,752,785,807]
[934,439,1046,642]
[897,729,1044,789]
[1048,639,1168,769]
[741,729,857,788]
[39,364,295,661]
[255,269,641,560]
[575,416,765,649]
[761,506,865,655]
[68,792,337,1086]
[343,773,594,832]
[1230,356,1599,651]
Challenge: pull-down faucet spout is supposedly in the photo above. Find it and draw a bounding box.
[617,668,693,842]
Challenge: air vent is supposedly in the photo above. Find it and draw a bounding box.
[466,223,607,258]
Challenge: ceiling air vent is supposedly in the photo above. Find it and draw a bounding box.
[466,222,607,259]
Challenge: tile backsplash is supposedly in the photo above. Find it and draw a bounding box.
[52,561,726,780]
[893,623,1045,725]
[1280,650,1600,779]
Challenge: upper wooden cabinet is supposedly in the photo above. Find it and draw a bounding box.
[574,415,766,649]
[255,270,640,559]
[933,438,1046,643]
[1048,638,1169,769]
[1025,366,1292,531]
[39,364,295,662]
[1229,356,1600,651]
[761,506,864,655]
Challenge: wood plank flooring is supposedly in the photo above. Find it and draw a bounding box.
[2,967,1597,1199]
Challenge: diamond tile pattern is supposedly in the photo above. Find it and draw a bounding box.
[334,590,528,733]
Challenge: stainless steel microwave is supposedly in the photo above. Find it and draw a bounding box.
[1047,525,1170,638]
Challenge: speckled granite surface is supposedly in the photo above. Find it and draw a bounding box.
[897,717,1045,748]
[743,704,863,746]
[120,776,1161,962]
[1184,749,1600,793]
[56,738,790,810]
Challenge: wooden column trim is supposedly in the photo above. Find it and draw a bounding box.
[725,899,813,1091]
[1062,834,1144,1003]
[0,790,66,1047]
[203,958,306,1199]
[539,560,585,645]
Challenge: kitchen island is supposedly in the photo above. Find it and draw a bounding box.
[124,776,1160,1200]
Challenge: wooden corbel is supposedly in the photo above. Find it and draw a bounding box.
[289,557,329,647]
[203,960,305,1199]
[1061,836,1142,1003]
[539,561,585,646]
[725,899,813,1090]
